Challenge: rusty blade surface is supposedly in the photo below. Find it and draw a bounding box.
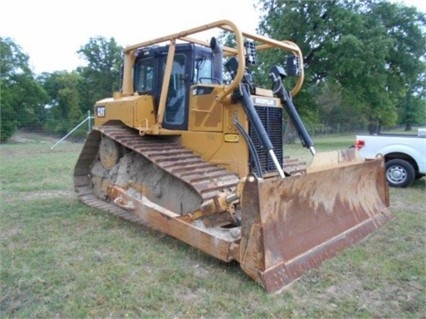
[239,157,393,294]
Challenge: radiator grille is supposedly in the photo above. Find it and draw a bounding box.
[249,105,283,174]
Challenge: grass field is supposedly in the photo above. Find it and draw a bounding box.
[1,132,425,318]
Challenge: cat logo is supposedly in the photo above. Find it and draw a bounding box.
[96,106,106,117]
[253,97,278,107]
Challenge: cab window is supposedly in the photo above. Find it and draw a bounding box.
[134,58,155,93]
[164,54,186,126]
[194,56,213,83]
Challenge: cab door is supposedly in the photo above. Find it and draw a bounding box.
[163,53,189,129]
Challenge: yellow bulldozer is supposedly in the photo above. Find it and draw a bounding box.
[74,20,393,294]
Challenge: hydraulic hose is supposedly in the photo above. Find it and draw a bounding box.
[233,118,263,178]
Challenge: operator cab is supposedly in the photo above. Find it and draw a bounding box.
[133,42,218,130]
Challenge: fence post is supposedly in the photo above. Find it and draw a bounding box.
[88,110,92,133]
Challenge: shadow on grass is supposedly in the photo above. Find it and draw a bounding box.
[411,177,425,190]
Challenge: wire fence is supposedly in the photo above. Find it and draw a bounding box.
[8,109,423,148]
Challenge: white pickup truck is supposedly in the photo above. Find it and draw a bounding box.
[355,129,426,187]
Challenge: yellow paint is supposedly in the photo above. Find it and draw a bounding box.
[188,85,224,132]
[94,95,155,129]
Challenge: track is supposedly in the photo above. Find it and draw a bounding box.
[74,125,241,219]
[74,125,307,220]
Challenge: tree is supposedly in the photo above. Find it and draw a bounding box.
[0,90,16,143]
[38,71,83,136]
[77,37,123,111]
[255,0,425,135]
[0,37,48,142]
[371,2,426,130]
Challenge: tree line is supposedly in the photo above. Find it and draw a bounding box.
[1,0,425,143]
[1,36,122,142]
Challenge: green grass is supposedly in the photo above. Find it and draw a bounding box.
[284,133,357,163]
[1,132,425,318]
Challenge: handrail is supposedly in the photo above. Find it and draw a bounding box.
[121,19,304,99]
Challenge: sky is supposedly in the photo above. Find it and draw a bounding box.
[1,0,424,75]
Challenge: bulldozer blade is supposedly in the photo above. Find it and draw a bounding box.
[239,155,393,294]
